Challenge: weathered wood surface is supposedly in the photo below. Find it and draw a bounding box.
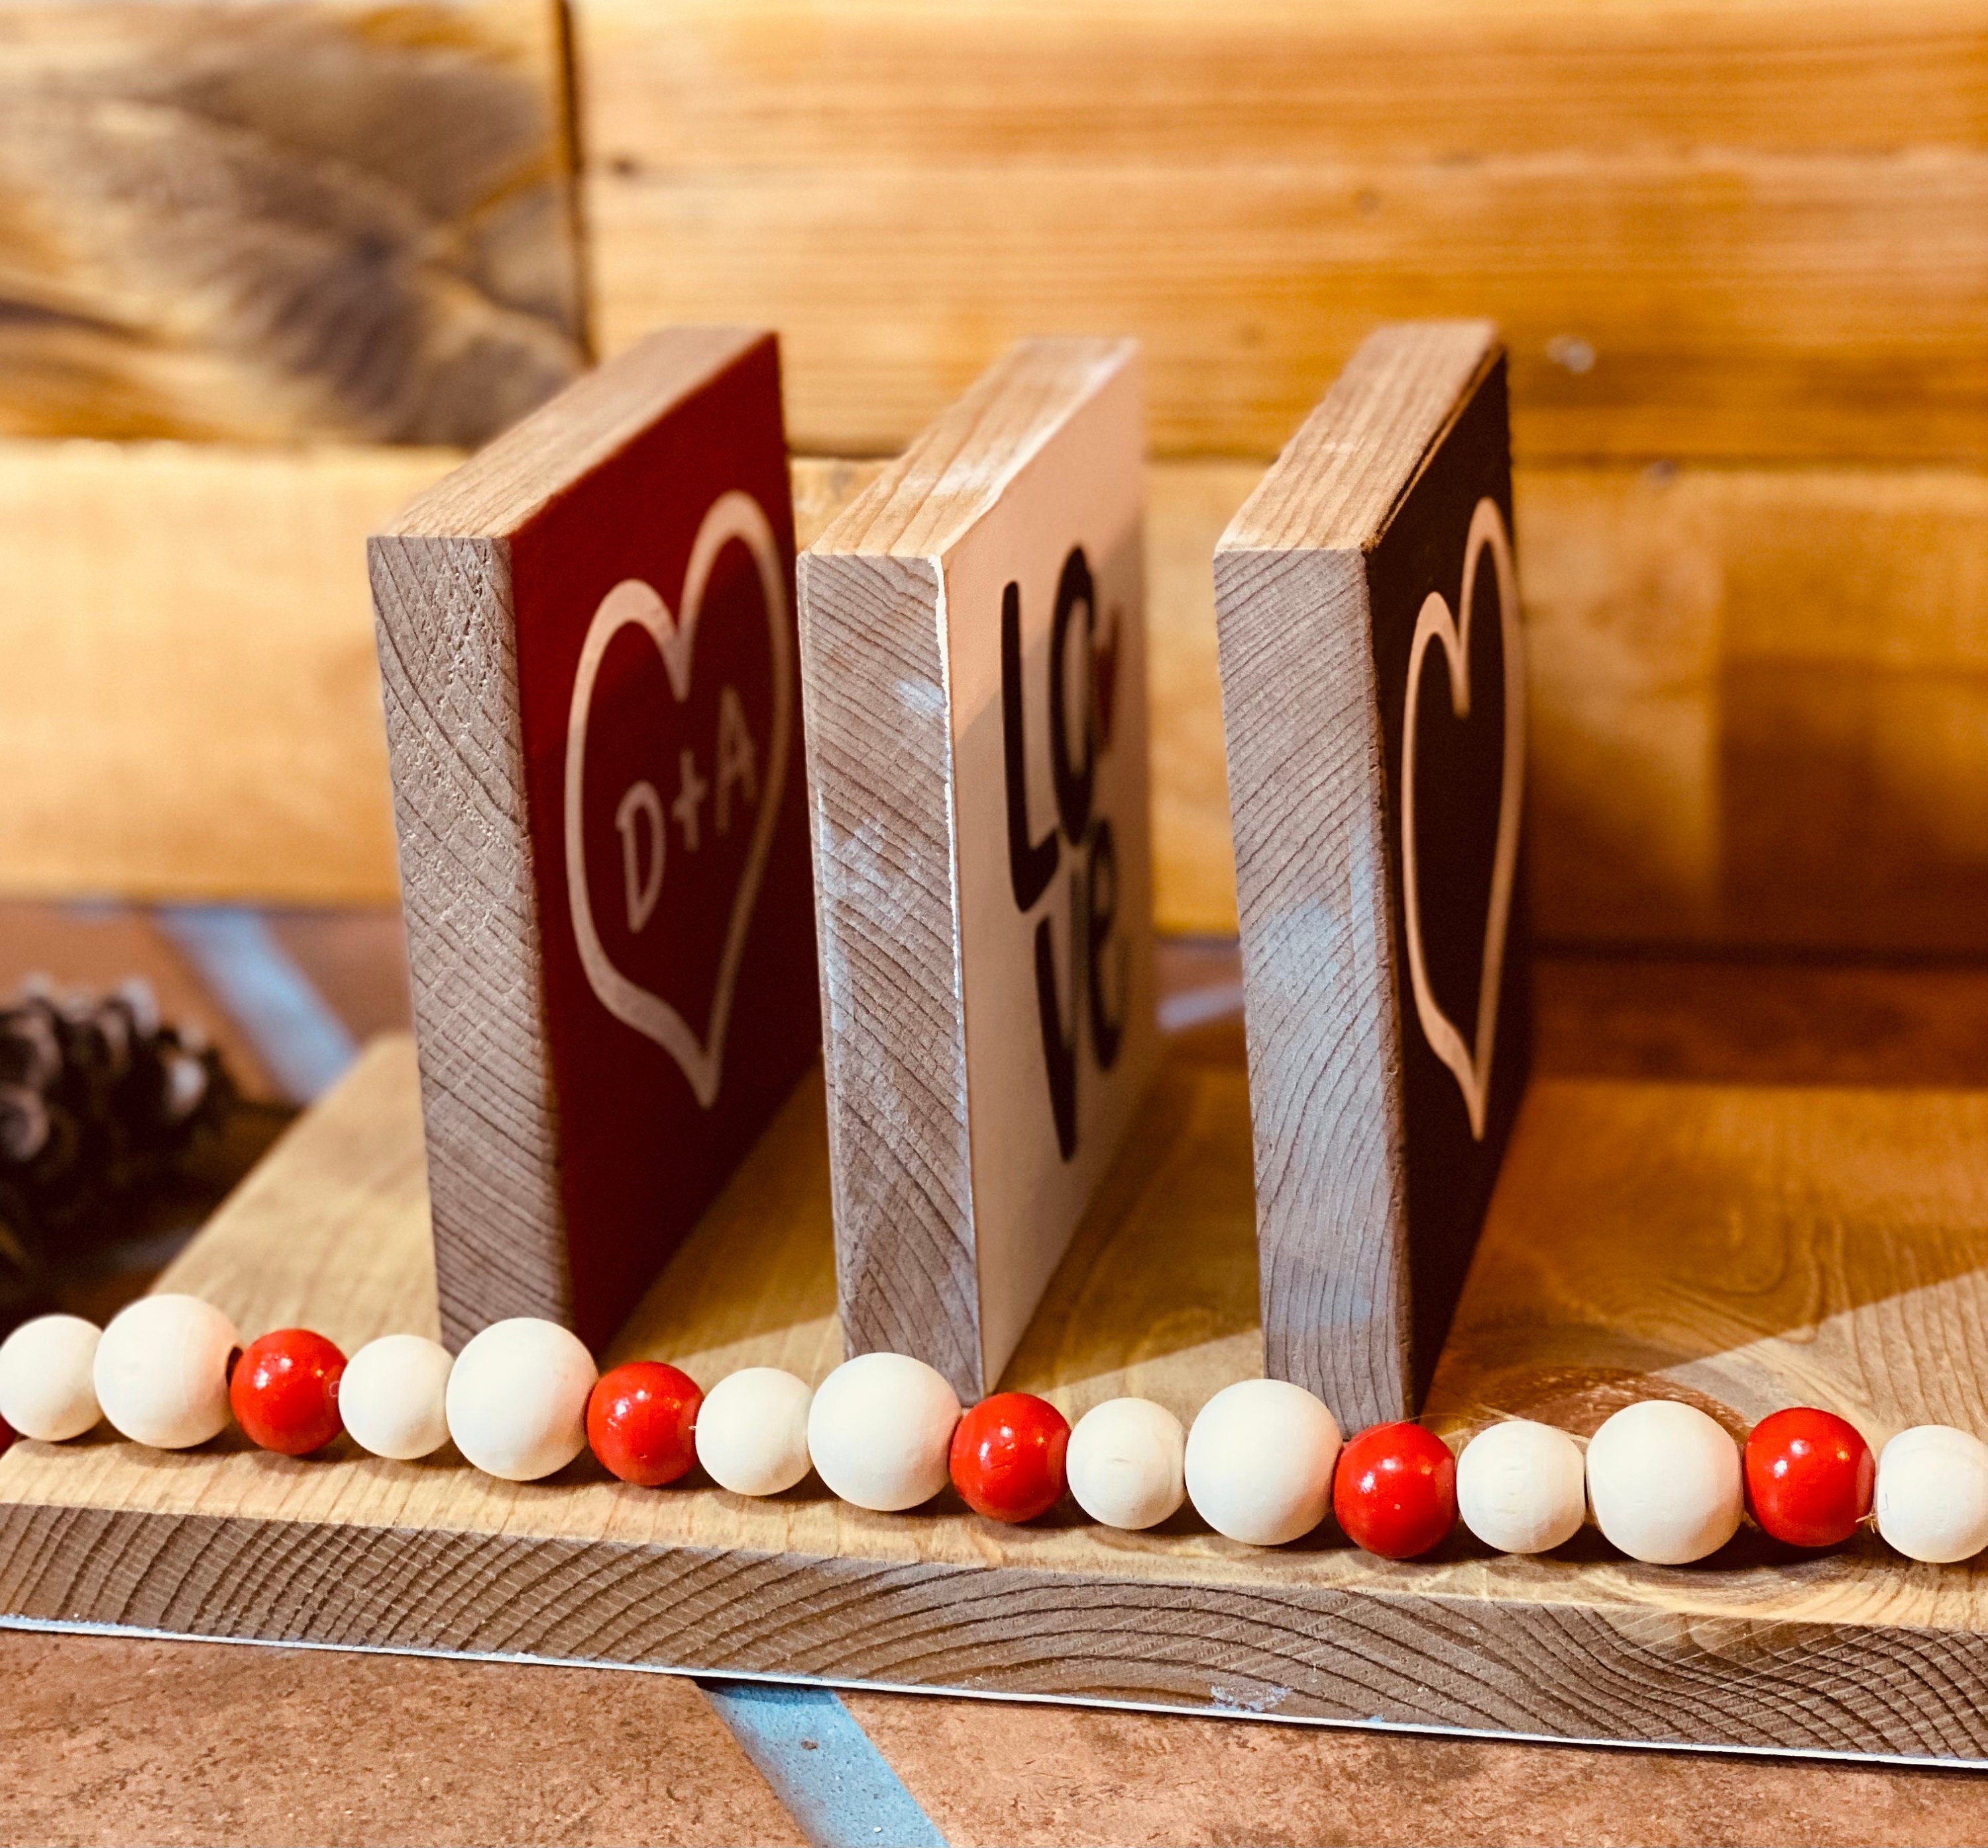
[1215,323,1528,1424]
[575,0,1988,463]
[1524,464,1988,954]
[0,437,449,906]
[371,326,819,1351]
[0,0,583,445]
[799,339,1157,1397]
[1536,954,1988,1092]
[3,439,1987,959]
[7,1030,1988,1759]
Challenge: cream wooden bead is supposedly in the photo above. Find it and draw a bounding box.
[806,1352,960,1512]
[1066,1397,1186,1531]
[1184,1378,1341,1547]
[1457,1419,1588,1554]
[444,1318,596,1482]
[697,1366,814,1496]
[1875,1425,1988,1564]
[0,1313,101,1442]
[1585,1399,1742,1564]
[341,1334,454,1461]
[92,1294,239,1449]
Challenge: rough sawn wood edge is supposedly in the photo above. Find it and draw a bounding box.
[796,338,1146,1398]
[807,337,1138,563]
[5,1498,1988,1763]
[366,325,780,1348]
[1213,323,1500,1425]
[797,545,979,1390]
[368,528,570,1346]
[383,325,769,540]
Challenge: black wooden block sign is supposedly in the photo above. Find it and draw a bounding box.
[1213,321,1530,1427]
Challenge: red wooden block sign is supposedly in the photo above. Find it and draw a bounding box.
[370,328,818,1351]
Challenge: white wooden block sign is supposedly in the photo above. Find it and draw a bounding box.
[799,339,1158,1398]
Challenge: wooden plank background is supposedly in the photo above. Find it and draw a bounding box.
[0,0,1984,955]
[6,443,1987,954]
[575,0,1988,464]
[0,437,435,903]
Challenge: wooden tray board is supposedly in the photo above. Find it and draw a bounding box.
[5,1033,1988,1765]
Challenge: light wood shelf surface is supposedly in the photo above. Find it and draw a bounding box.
[5,1030,1988,1759]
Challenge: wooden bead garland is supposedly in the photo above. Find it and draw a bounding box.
[27,1290,1988,1573]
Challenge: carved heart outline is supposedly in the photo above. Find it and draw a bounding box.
[562,490,791,1109]
[1399,496,1524,1142]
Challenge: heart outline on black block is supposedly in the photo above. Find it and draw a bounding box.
[562,490,791,1109]
[1399,496,1524,1141]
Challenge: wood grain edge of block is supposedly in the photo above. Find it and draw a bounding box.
[1223,321,1500,557]
[795,545,983,1398]
[1210,323,1499,1425]
[7,1499,1988,1765]
[366,530,569,1348]
[1212,539,1413,1429]
[385,325,773,540]
[806,337,1139,564]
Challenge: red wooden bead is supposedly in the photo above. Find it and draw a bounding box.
[949,1391,1070,1523]
[1744,1406,1873,1548]
[587,1362,702,1488]
[229,1328,347,1456]
[1333,1422,1458,1559]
